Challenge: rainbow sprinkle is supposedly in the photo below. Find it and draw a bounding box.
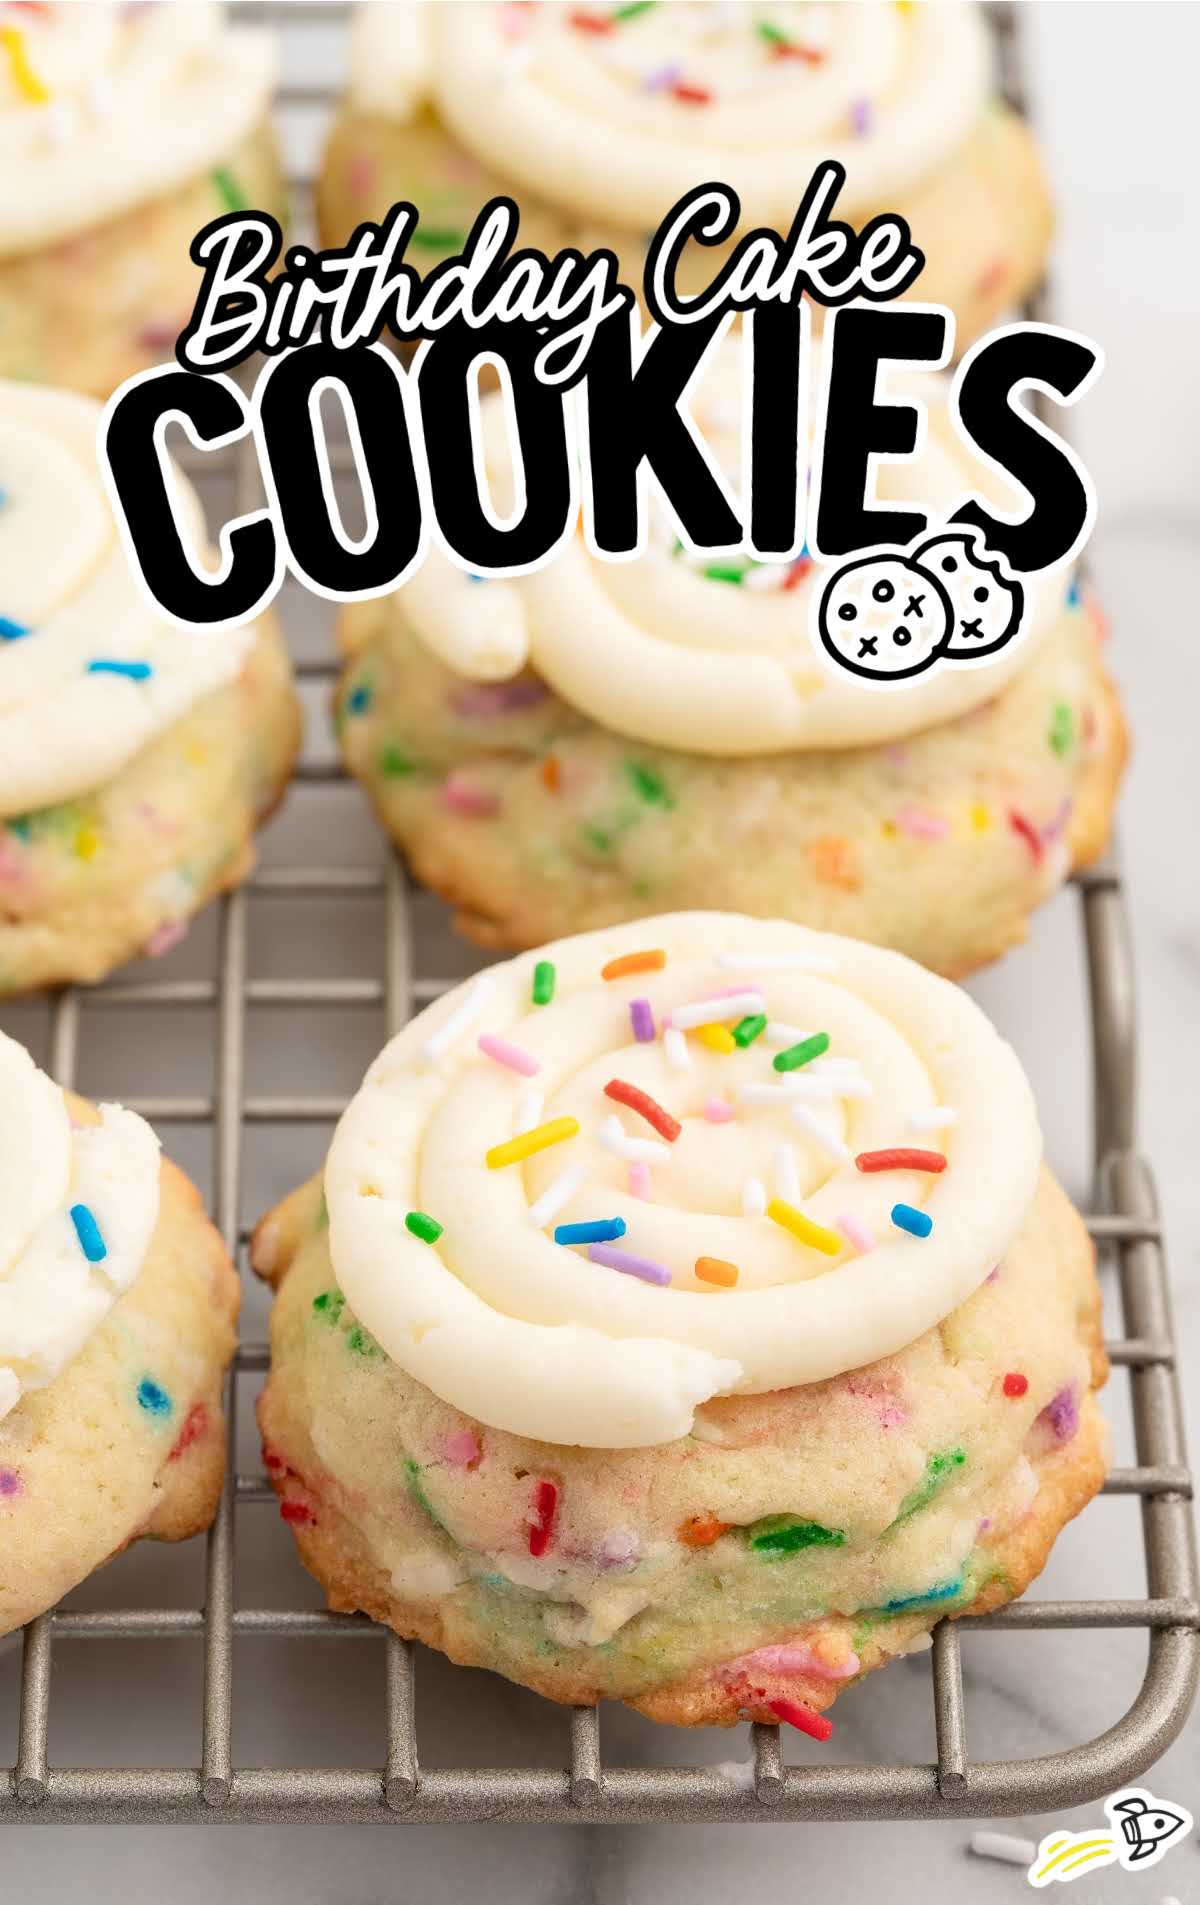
[487,1116,579,1169]
[478,1032,540,1077]
[136,1378,172,1418]
[86,660,153,681]
[0,24,49,103]
[630,997,656,1042]
[856,1148,947,1174]
[694,1024,736,1055]
[773,1032,830,1073]
[527,1164,585,1229]
[604,1078,681,1142]
[69,1203,106,1263]
[405,1211,443,1244]
[733,1013,767,1048]
[670,990,764,1031]
[602,948,666,981]
[0,617,30,641]
[423,972,496,1063]
[531,960,556,1005]
[695,1255,738,1288]
[528,1479,558,1557]
[588,1241,672,1285]
[766,1198,842,1256]
[891,1203,933,1239]
[837,1212,877,1255]
[555,1217,626,1246]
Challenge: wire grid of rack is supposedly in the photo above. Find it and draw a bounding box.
[2,0,1198,1830]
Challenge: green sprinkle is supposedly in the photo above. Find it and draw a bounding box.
[774,1032,831,1073]
[410,226,467,252]
[703,561,747,585]
[884,1576,964,1614]
[312,1289,345,1325]
[211,167,245,213]
[896,1446,967,1522]
[347,1324,383,1359]
[733,1014,767,1048]
[583,823,614,855]
[745,1514,846,1555]
[1049,702,1074,756]
[316,1192,329,1231]
[405,1210,443,1245]
[613,0,655,16]
[756,19,788,44]
[626,761,674,808]
[532,959,556,1006]
[379,743,414,778]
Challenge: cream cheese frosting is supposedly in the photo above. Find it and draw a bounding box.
[404,352,1067,755]
[350,1,991,227]
[0,1033,161,1423]
[0,1,276,256]
[0,380,255,814]
[325,913,1042,1448]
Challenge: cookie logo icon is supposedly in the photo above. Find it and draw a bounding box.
[815,552,953,684]
[912,529,1025,660]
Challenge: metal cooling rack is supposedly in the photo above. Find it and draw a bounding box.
[2,0,1196,1829]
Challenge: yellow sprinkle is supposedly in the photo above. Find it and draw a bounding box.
[184,741,209,768]
[969,801,992,833]
[1,26,50,104]
[486,1116,579,1170]
[692,1023,736,1054]
[74,823,101,862]
[881,820,898,840]
[766,1198,843,1257]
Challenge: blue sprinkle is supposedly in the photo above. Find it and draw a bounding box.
[346,683,372,715]
[0,616,31,641]
[136,1378,173,1418]
[892,1202,933,1239]
[86,660,153,681]
[554,1217,627,1247]
[1066,578,1082,608]
[69,1203,107,1263]
[884,1576,963,1613]
[466,574,486,584]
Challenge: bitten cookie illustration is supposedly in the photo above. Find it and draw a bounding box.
[816,552,955,683]
[915,530,1026,658]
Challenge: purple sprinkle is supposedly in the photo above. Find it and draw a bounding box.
[630,997,656,1043]
[451,677,549,718]
[0,1468,22,1499]
[1042,796,1074,844]
[643,60,683,93]
[588,1242,672,1286]
[1040,1386,1079,1443]
[851,97,873,137]
[985,1262,1002,1284]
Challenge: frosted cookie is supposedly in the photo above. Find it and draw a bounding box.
[0,381,300,996]
[319,1,1051,353]
[0,2,284,398]
[0,1033,238,1636]
[254,912,1108,1731]
[336,365,1125,977]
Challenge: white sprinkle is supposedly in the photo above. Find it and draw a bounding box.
[742,563,789,593]
[739,1079,836,1107]
[791,1104,851,1162]
[909,1105,959,1132]
[968,1831,1037,1867]
[772,1143,801,1205]
[669,991,764,1031]
[717,951,839,973]
[663,1026,692,1071]
[527,1165,585,1229]
[598,1114,671,1165]
[764,1021,809,1046]
[422,972,495,1063]
[515,1089,544,1136]
[742,1177,767,1219]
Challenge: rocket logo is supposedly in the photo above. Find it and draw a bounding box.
[1026,1785,1192,1886]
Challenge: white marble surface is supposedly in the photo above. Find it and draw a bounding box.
[2,4,1198,1899]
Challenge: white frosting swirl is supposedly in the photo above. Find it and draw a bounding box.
[403,354,1065,755]
[351,1,990,225]
[0,1,276,256]
[326,913,1041,1448]
[0,381,255,813]
[0,1033,161,1422]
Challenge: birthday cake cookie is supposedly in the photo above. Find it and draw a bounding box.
[0,1,283,397]
[253,912,1108,1730]
[319,0,1051,353]
[336,361,1125,977]
[0,380,300,996]
[0,1032,238,1636]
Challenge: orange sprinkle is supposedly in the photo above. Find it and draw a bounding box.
[541,754,561,792]
[807,834,861,892]
[678,1512,732,1548]
[695,1256,739,1288]
[602,948,666,981]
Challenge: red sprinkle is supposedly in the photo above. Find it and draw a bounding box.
[262,1446,285,1471]
[569,8,613,30]
[768,1697,834,1742]
[672,81,712,104]
[528,1479,558,1557]
[604,1078,682,1143]
[280,1499,315,1526]
[773,42,825,64]
[855,1149,948,1174]
[1008,809,1044,862]
[1003,1372,1029,1398]
[783,556,814,590]
[168,1401,208,1463]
